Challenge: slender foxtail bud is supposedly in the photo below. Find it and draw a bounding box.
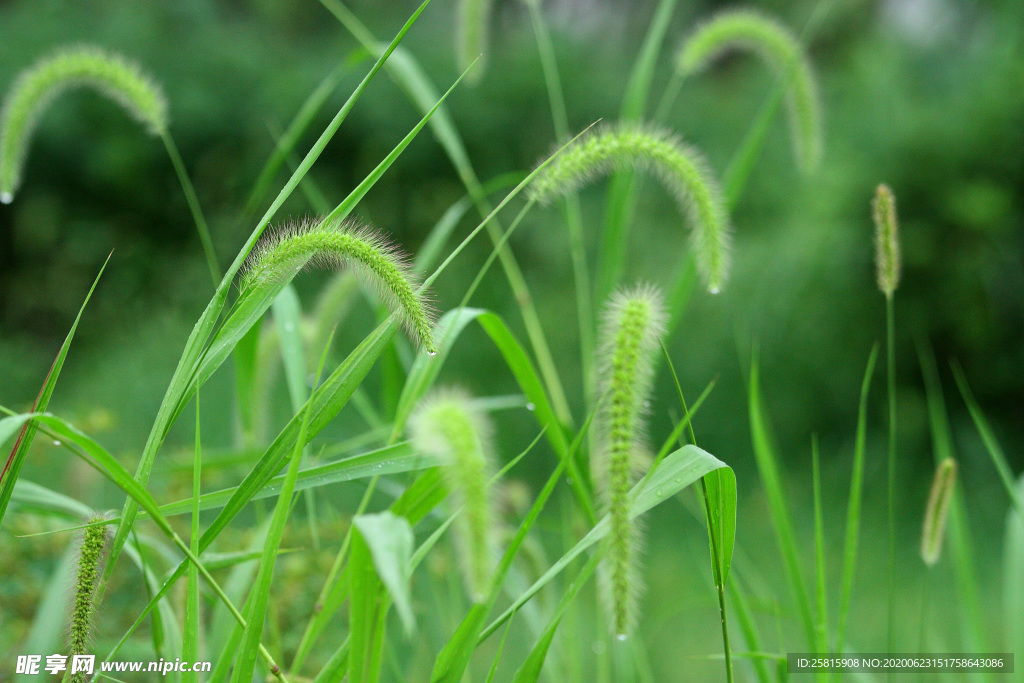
[456,0,491,84]
[0,45,168,201]
[594,284,667,638]
[676,9,823,173]
[530,123,731,293]
[873,184,901,297]
[242,216,437,354]
[921,458,957,566]
[68,518,111,679]
[408,388,496,601]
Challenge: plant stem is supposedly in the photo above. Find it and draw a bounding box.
[162,132,219,286]
[885,292,897,666]
[526,0,595,400]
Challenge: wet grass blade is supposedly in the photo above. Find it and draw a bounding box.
[0,253,109,531]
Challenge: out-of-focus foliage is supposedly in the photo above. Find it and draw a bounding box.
[0,0,1021,675]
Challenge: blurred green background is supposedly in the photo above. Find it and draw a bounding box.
[1,0,1022,678]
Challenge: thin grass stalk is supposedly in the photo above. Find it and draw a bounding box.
[161,132,219,287]
[524,0,595,400]
[181,394,202,683]
[596,0,678,303]
[837,346,878,654]
[885,292,897,657]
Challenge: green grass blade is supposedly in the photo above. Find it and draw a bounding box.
[232,330,333,683]
[748,349,816,649]
[480,442,732,642]
[2,411,285,676]
[837,345,878,653]
[726,572,773,683]
[952,362,1022,513]
[811,436,828,658]
[321,0,574,427]
[917,341,987,653]
[182,396,202,683]
[1004,475,1024,664]
[10,479,94,520]
[244,54,363,217]
[349,513,415,683]
[16,543,77,683]
[89,318,400,669]
[0,253,109,531]
[511,551,602,683]
[272,285,321,549]
[105,0,433,581]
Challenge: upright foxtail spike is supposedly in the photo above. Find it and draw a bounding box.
[921,457,957,566]
[676,9,823,173]
[530,123,731,294]
[873,184,901,297]
[408,388,497,602]
[69,518,111,681]
[0,45,168,200]
[242,216,437,354]
[594,284,667,638]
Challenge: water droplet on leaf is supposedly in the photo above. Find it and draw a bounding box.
[0,192,12,204]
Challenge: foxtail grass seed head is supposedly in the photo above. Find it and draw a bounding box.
[242,216,437,354]
[0,45,168,201]
[872,183,901,297]
[456,0,491,84]
[69,518,111,675]
[530,123,731,293]
[676,9,823,173]
[594,284,667,638]
[408,388,497,601]
[921,457,957,566]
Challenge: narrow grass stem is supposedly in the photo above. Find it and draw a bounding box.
[918,568,932,653]
[885,292,897,660]
[526,0,595,400]
[161,132,219,287]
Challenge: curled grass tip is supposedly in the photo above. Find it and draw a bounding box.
[69,517,111,678]
[921,457,957,567]
[241,216,437,354]
[529,122,731,293]
[408,387,497,602]
[675,9,823,173]
[872,183,901,297]
[0,45,168,201]
[594,283,667,637]
[456,0,492,85]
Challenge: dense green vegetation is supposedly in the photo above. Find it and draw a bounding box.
[1,1,1021,681]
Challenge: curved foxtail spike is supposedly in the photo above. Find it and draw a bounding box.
[456,0,492,85]
[69,518,111,681]
[921,457,957,566]
[242,216,437,354]
[594,284,667,638]
[0,45,168,202]
[872,184,901,297]
[408,388,497,602]
[530,123,731,293]
[676,9,823,173]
